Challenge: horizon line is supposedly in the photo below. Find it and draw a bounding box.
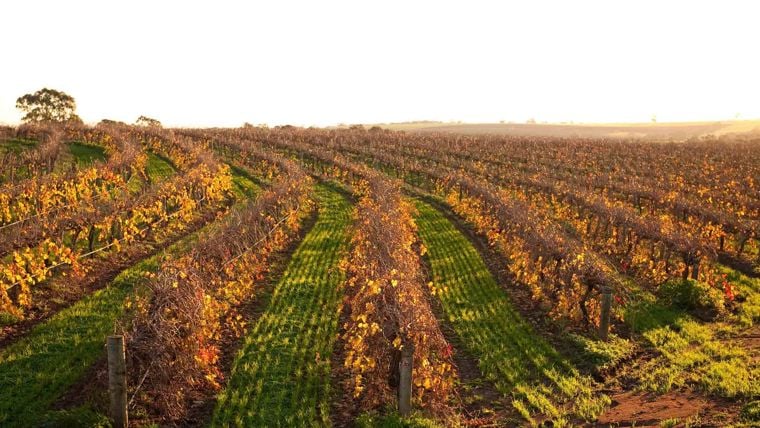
[2,117,759,129]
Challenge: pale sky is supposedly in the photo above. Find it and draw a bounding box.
[2,1,759,127]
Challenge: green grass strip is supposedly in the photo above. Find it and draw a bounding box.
[68,142,107,166]
[0,138,37,155]
[229,164,264,199]
[211,183,352,427]
[623,285,759,398]
[412,199,609,425]
[0,138,38,183]
[0,231,202,427]
[719,264,760,328]
[145,152,176,182]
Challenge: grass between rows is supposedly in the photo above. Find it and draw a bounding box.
[0,138,38,183]
[229,164,266,199]
[50,142,107,175]
[562,250,760,402]
[0,138,37,155]
[145,152,176,182]
[415,191,758,422]
[68,142,108,166]
[124,151,177,194]
[620,280,760,400]
[412,199,610,426]
[0,166,259,427]
[211,182,352,427]
[560,264,760,424]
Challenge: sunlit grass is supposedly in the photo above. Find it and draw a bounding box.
[0,138,38,182]
[624,290,759,398]
[125,152,178,193]
[145,152,175,182]
[561,332,635,374]
[228,164,264,199]
[718,265,760,327]
[68,142,107,166]
[413,199,610,424]
[211,183,352,427]
[356,411,444,428]
[0,137,37,155]
[51,142,107,174]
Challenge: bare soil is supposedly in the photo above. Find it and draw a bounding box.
[596,389,743,427]
[598,390,707,426]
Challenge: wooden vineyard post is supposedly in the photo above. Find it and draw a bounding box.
[7,284,19,305]
[398,340,415,417]
[691,260,700,280]
[107,335,128,428]
[599,288,613,341]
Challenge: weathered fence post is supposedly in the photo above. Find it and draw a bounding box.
[690,259,700,280]
[107,335,128,428]
[398,340,415,417]
[7,284,19,304]
[599,288,613,341]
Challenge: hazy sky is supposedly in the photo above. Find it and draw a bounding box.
[2,1,759,127]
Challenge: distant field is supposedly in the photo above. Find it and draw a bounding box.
[372,120,760,140]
